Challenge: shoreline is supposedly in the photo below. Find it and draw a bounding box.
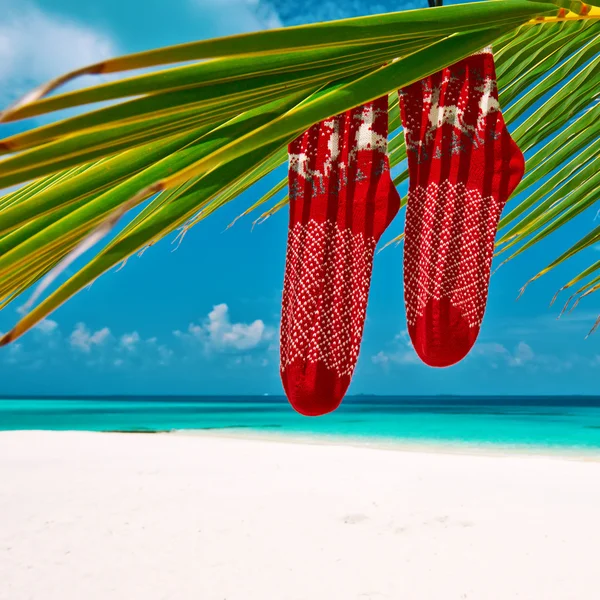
[14,425,598,462]
[177,429,600,462]
[177,427,600,462]
[5,426,600,461]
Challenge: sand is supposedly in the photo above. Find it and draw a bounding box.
[1,430,599,600]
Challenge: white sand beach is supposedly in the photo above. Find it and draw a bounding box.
[1,431,600,600]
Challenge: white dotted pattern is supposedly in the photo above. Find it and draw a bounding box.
[280,219,376,377]
[404,181,501,328]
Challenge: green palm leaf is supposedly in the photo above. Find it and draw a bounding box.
[1,0,599,344]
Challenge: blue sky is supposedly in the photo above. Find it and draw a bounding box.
[0,0,598,397]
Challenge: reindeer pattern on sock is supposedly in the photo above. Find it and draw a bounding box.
[288,103,389,200]
[400,48,501,164]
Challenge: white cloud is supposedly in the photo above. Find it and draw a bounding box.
[34,318,58,335]
[70,323,111,353]
[175,303,274,352]
[372,349,420,366]
[0,0,116,102]
[373,329,576,373]
[2,317,176,369]
[5,342,24,364]
[245,0,283,28]
[474,340,574,372]
[372,350,390,366]
[207,303,268,350]
[475,341,534,368]
[157,345,174,366]
[120,331,141,352]
[231,355,270,368]
[372,329,420,367]
[5,304,273,368]
[117,333,172,366]
[511,341,535,366]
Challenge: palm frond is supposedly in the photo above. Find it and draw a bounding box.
[1,1,599,344]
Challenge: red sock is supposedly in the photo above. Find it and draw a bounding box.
[280,97,400,416]
[399,48,524,367]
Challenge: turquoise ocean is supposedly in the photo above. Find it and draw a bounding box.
[3,396,600,453]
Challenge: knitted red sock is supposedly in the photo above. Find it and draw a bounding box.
[399,48,524,367]
[280,97,400,416]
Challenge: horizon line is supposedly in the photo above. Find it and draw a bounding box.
[2,394,600,400]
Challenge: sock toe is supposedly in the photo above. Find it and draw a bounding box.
[408,297,479,368]
[281,362,349,417]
